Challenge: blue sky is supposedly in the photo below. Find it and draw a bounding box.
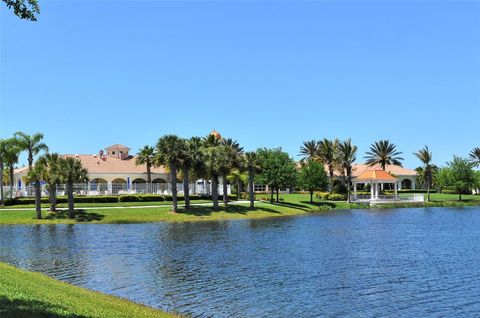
[1,0,479,168]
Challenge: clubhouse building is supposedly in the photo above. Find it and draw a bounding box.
[12,139,418,196]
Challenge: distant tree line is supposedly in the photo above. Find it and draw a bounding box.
[1,131,480,220]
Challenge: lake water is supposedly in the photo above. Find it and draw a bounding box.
[1,207,480,317]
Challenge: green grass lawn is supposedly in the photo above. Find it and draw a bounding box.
[0,199,212,209]
[0,193,478,225]
[0,262,177,318]
[421,193,480,201]
[0,201,324,224]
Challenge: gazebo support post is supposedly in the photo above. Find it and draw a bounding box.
[353,183,357,201]
[394,181,398,200]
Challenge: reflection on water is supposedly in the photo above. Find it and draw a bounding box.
[1,208,480,317]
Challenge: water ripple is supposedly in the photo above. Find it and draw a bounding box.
[1,207,480,317]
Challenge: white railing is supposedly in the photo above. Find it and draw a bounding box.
[1,183,231,199]
[350,194,424,203]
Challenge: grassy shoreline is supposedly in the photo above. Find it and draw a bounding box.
[0,262,177,318]
[0,193,479,225]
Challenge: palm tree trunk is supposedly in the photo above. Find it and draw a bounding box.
[237,180,241,200]
[183,166,190,209]
[34,181,42,219]
[49,184,57,211]
[427,186,430,202]
[347,172,351,203]
[222,173,228,206]
[248,171,254,209]
[276,188,279,203]
[0,161,4,206]
[67,181,75,218]
[170,162,178,213]
[329,166,334,193]
[28,152,33,170]
[212,175,219,209]
[9,164,14,199]
[147,162,152,193]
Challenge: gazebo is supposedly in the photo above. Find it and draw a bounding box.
[352,169,398,201]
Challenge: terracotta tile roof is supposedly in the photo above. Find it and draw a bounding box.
[105,144,130,150]
[13,166,29,174]
[62,155,166,174]
[351,163,416,177]
[326,163,416,177]
[355,169,398,181]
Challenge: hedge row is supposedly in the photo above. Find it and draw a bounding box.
[384,189,438,194]
[4,194,237,206]
[440,189,472,195]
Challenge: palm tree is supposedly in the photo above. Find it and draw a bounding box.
[414,146,435,201]
[203,145,221,209]
[215,145,235,207]
[26,164,43,219]
[299,140,319,162]
[365,140,403,170]
[469,147,480,167]
[59,157,88,218]
[219,138,243,206]
[14,132,48,170]
[36,153,61,211]
[245,151,261,209]
[135,145,155,192]
[337,138,357,202]
[228,168,247,200]
[318,138,338,193]
[415,165,439,198]
[202,133,222,197]
[179,137,204,209]
[155,135,185,213]
[3,138,22,199]
[0,139,8,205]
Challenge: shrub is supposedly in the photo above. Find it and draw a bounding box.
[139,194,165,202]
[239,192,249,200]
[118,195,165,202]
[257,196,283,202]
[4,198,36,206]
[189,195,206,201]
[332,180,348,194]
[5,195,119,205]
[315,192,328,200]
[328,193,347,201]
[118,195,140,202]
[74,196,118,203]
[441,189,471,195]
[315,192,346,201]
[355,191,370,195]
[384,189,438,194]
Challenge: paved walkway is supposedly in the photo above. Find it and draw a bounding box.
[0,200,254,211]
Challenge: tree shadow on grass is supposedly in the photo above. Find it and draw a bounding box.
[178,204,283,216]
[299,201,337,208]
[273,201,311,211]
[45,209,105,222]
[0,295,89,318]
[261,200,339,212]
